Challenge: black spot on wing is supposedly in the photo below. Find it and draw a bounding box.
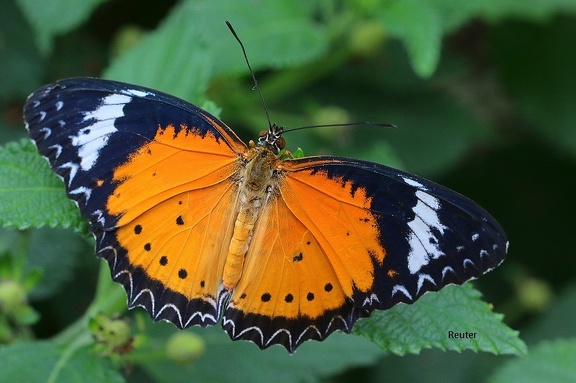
[178,268,188,279]
[292,252,303,262]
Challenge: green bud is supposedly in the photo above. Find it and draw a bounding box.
[518,277,553,312]
[89,313,133,354]
[166,332,205,363]
[0,280,27,315]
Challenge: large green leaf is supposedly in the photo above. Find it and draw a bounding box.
[0,140,85,231]
[354,284,526,355]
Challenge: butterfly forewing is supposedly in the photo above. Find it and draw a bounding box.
[24,78,246,229]
[284,157,507,310]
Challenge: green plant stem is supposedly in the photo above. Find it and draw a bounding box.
[47,330,93,383]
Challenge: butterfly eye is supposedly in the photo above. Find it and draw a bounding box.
[258,129,268,138]
[275,137,286,151]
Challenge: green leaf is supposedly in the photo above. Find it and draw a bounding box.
[0,140,84,231]
[354,284,526,356]
[177,0,326,75]
[0,341,124,383]
[103,3,212,103]
[104,0,326,101]
[16,0,107,53]
[489,339,576,383]
[376,0,443,77]
[139,322,383,383]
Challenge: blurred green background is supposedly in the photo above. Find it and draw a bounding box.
[1,0,576,382]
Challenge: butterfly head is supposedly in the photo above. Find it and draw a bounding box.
[258,123,286,155]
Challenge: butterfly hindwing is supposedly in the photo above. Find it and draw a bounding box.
[223,186,372,351]
[223,156,507,351]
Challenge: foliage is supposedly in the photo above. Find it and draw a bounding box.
[1,0,576,382]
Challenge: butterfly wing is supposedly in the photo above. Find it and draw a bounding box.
[24,78,247,327]
[223,156,507,352]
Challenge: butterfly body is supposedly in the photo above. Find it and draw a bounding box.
[24,78,507,353]
[224,143,278,290]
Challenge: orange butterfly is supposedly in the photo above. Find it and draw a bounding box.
[24,76,507,352]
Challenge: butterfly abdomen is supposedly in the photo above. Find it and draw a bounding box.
[223,146,278,290]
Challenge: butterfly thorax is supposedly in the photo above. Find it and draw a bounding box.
[222,145,279,290]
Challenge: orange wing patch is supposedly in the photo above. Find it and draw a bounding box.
[281,163,386,295]
[108,124,241,223]
[107,124,242,300]
[231,198,346,319]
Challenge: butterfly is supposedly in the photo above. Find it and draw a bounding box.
[24,77,507,353]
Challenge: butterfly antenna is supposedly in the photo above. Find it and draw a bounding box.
[284,122,396,133]
[226,21,273,130]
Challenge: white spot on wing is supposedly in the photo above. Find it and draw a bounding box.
[362,293,380,306]
[48,144,62,159]
[39,127,52,139]
[122,88,153,98]
[154,303,184,327]
[402,176,426,190]
[406,190,448,274]
[441,266,456,279]
[74,94,130,170]
[391,284,413,300]
[69,186,92,201]
[58,162,79,186]
[416,273,436,294]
